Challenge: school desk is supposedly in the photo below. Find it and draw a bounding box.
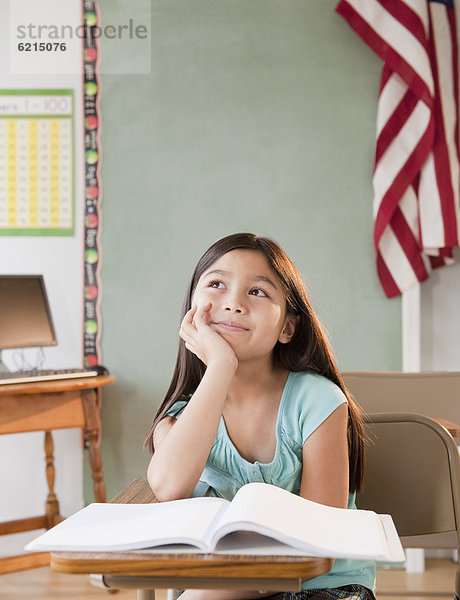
[0,374,115,574]
[51,477,333,600]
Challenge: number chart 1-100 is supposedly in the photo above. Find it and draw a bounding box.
[0,89,74,237]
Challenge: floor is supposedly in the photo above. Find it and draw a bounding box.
[377,558,458,600]
[376,558,455,599]
[0,558,457,600]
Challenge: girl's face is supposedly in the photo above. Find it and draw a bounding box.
[192,249,297,363]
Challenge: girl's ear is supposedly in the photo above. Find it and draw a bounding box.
[278,314,299,344]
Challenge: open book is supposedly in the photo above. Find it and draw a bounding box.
[25,482,405,562]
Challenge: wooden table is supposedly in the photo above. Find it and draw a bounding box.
[0,374,115,574]
[435,418,460,441]
[51,478,333,600]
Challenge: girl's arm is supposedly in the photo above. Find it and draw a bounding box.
[147,303,237,501]
[299,402,349,509]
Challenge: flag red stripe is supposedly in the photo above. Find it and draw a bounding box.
[430,255,448,269]
[391,207,428,280]
[380,64,392,91]
[450,10,460,164]
[437,247,454,259]
[376,252,402,298]
[375,87,419,164]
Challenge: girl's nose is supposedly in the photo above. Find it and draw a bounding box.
[225,305,243,313]
[224,294,245,313]
[222,287,247,314]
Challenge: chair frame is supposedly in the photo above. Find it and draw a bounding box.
[358,412,460,599]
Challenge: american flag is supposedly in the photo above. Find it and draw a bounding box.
[336,0,460,298]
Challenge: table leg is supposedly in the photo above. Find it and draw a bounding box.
[82,388,106,502]
[44,431,62,528]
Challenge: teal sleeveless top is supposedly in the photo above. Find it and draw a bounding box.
[166,370,376,592]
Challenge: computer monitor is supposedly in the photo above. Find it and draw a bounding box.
[0,275,57,351]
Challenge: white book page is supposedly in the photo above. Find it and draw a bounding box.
[210,483,391,561]
[25,498,228,552]
[379,514,406,563]
[116,534,298,556]
[214,531,319,555]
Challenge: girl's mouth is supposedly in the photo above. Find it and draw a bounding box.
[214,321,249,332]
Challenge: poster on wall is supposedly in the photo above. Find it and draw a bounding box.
[0,89,74,236]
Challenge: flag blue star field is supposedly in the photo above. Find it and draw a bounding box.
[336,0,460,298]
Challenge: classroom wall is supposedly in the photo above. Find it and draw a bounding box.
[95,0,403,500]
[421,252,460,371]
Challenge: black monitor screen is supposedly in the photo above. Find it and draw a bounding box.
[0,275,57,350]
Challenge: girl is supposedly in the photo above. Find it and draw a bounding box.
[145,233,376,600]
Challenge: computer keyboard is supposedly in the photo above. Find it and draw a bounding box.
[0,365,108,386]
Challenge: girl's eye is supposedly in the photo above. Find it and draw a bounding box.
[249,288,268,297]
[209,281,224,289]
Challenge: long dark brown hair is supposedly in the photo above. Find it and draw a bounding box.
[144,233,367,492]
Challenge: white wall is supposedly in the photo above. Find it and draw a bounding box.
[0,0,85,554]
[421,252,460,371]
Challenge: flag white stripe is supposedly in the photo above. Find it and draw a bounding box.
[378,226,421,290]
[398,185,419,241]
[348,0,434,95]
[373,100,431,216]
[420,249,432,272]
[377,72,408,135]
[418,152,445,247]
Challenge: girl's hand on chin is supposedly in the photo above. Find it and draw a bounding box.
[179,303,238,370]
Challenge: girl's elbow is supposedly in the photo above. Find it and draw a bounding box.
[149,479,179,502]
[153,488,185,503]
[147,464,169,501]
[147,467,188,502]
[150,483,189,502]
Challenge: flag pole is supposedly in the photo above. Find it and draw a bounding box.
[402,282,425,573]
[402,284,421,373]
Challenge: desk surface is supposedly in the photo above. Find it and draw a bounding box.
[0,374,115,436]
[51,550,332,586]
[435,418,460,439]
[0,374,115,395]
